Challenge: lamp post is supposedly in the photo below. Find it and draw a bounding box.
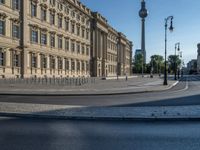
[163,16,174,85]
[174,42,180,80]
[142,53,144,77]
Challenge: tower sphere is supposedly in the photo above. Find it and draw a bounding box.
[139,0,148,18]
[139,8,148,18]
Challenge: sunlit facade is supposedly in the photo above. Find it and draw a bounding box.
[0,0,132,78]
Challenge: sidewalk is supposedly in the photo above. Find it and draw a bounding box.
[0,77,178,95]
[0,102,200,121]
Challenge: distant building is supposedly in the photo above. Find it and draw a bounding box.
[134,49,142,62]
[135,49,142,56]
[187,59,197,74]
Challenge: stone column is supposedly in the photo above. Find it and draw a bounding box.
[37,53,41,69]
[20,0,31,78]
[62,58,65,71]
[5,49,11,67]
[27,52,30,68]
[46,55,50,69]
[74,59,77,75]
[69,59,72,76]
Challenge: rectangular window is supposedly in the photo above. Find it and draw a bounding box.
[12,0,20,10]
[71,24,75,33]
[65,60,69,70]
[86,20,90,26]
[31,3,37,17]
[50,56,55,69]
[71,11,75,18]
[77,26,80,36]
[77,62,80,71]
[0,0,5,4]
[59,4,63,10]
[86,30,89,40]
[0,51,4,66]
[77,14,80,21]
[65,20,69,31]
[77,44,80,54]
[81,17,85,24]
[50,13,55,25]
[12,24,20,39]
[65,39,69,51]
[58,36,62,49]
[13,54,20,67]
[50,34,55,47]
[82,45,85,55]
[50,0,55,6]
[58,17,62,28]
[58,58,62,70]
[82,28,85,38]
[32,55,37,68]
[41,8,47,21]
[86,62,89,72]
[86,47,89,55]
[65,7,69,15]
[82,62,85,71]
[41,33,47,45]
[71,42,75,52]
[0,20,5,35]
[31,29,38,43]
[71,61,75,71]
[41,55,47,69]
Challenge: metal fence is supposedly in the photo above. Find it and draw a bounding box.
[0,77,96,86]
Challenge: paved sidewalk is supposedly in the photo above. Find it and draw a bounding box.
[0,102,200,120]
[0,77,178,95]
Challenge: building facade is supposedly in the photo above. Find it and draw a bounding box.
[90,12,133,77]
[0,0,132,78]
[187,59,197,74]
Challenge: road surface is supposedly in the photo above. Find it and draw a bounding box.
[0,75,199,106]
[0,117,200,150]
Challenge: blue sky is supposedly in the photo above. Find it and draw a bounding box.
[81,0,200,65]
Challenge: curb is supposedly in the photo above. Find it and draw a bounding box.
[0,81,180,96]
[0,112,199,122]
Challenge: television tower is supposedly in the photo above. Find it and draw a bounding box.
[139,0,148,64]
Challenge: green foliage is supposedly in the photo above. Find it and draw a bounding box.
[149,55,164,74]
[168,55,182,73]
[133,54,143,73]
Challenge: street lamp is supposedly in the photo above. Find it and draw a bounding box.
[142,53,144,77]
[163,16,174,86]
[174,42,180,80]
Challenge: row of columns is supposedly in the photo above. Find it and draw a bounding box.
[94,28,108,77]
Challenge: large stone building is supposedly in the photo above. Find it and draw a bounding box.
[0,0,132,78]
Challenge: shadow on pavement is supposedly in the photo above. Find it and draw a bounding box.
[114,94,200,107]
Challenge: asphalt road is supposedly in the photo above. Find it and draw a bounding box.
[0,75,199,106]
[1,117,200,150]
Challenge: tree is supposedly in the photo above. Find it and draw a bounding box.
[149,55,164,74]
[168,55,181,74]
[133,54,143,73]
